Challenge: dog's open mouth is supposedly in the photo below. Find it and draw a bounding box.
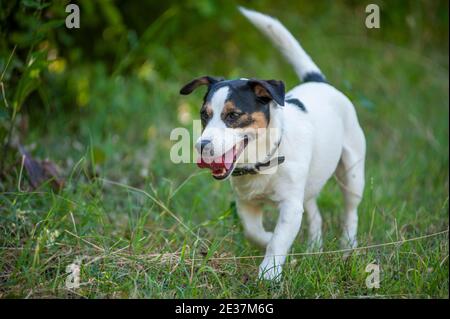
[197,137,248,180]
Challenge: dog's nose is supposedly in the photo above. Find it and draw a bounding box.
[196,139,213,156]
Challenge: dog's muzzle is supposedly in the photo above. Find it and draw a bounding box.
[197,137,249,180]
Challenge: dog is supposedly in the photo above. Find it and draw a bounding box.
[179,7,366,281]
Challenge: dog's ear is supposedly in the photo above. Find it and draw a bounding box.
[248,79,285,106]
[180,76,224,95]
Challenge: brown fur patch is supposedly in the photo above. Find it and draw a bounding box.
[220,100,268,129]
[201,103,213,117]
[252,84,271,100]
[222,100,240,114]
[232,114,255,128]
[249,111,269,129]
[200,103,213,130]
[221,101,253,128]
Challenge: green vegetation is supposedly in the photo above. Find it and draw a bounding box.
[0,0,448,298]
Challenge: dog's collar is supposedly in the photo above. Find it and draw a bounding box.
[232,155,285,176]
[232,126,285,177]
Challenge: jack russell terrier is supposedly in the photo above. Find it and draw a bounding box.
[180,7,366,281]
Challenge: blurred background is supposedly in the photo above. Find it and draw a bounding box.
[0,0,448,188]
[0,0,448,298]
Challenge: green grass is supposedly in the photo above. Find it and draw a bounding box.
[0,2,448,298]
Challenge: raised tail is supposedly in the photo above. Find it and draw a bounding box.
[239,7,326,83]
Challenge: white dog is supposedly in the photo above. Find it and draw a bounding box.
[180,7,366,280]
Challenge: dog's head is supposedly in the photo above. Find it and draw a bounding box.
[180,76,285,180]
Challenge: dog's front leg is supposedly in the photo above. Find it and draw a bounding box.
[237,200,273,248]
[259,199,303,281]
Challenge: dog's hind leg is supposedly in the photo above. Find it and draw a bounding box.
[336,126,366,252]
[236,200,273,248]
[305,198,323,252]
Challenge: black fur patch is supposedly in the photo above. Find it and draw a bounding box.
[285,98,307,112]
[302,72,327,83]
[203,79,271,128]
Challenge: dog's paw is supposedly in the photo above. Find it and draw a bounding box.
[258,260,283,281]
[341,237,358,259]
[306,239,323,253]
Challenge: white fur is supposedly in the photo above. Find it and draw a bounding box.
[231,83,366,280]
[196,86,245,159]
[239,7,322,81]
[200,8,366,281]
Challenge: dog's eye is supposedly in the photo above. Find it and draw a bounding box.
[200,109,210,122]
[226,112,242,122]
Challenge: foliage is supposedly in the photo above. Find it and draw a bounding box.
[0,0,448,298]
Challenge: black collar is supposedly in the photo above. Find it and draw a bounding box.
[232,155,285,176]
[232,127,285,177]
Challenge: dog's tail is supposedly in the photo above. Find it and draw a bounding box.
[239,7,326,83]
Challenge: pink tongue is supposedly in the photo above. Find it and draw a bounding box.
[197,147,235,171]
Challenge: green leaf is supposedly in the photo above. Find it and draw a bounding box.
[22,0,51,10]
[38,19,65,32]
[12,50,49,114]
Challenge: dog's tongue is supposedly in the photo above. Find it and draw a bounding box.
[197,146,235,172]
